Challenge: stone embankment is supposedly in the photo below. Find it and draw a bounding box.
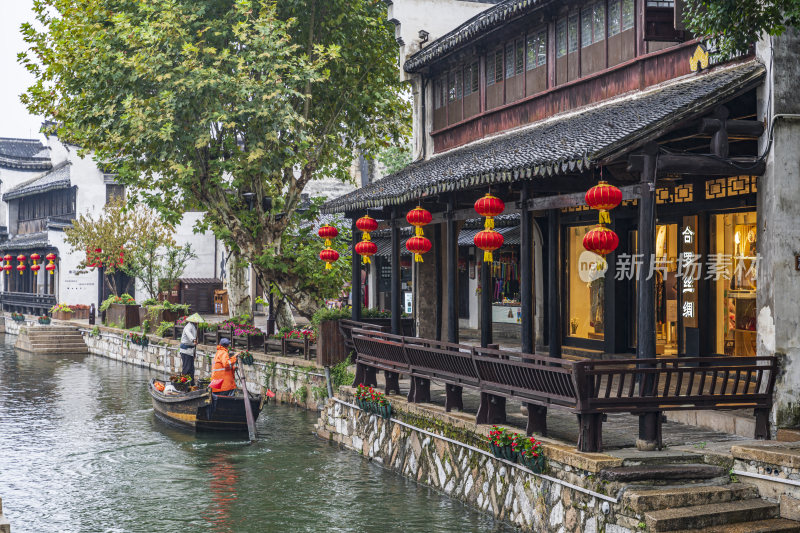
[318,387,800,532]
[0,496,10,533]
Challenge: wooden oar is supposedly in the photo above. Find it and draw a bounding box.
[237,359,257,442]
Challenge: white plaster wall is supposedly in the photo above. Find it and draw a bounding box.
[174,212,217,279]
[48,228,99,306]
[59,140,108,217]
[0,167,44,228]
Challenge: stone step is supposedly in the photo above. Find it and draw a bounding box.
[646,499,780,532]
[663,518,800,533]
[29,336,86,343]
[26,344,88,351]
[599,463,727,483]
[623,484,759,513]
[609,448,705,467]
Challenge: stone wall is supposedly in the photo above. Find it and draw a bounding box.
[318,390,647,533]
[80,326,329,408]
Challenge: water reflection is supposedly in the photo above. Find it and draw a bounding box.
[0,336,511,533]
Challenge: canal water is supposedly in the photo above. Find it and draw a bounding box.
[0,336,510,533]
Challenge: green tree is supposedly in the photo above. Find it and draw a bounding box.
[132,238,196,301]
[684,0,800,57]
[64,198,175,296]
[21,0,409,318]
[377,141,414,175]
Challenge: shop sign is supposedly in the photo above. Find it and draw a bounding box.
[680,216,698,328]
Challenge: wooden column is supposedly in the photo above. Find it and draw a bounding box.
[521,187,545,435]
[636,145,661,450]
[480,254,492,348]
[434,224,443,341]
[547,209,562,359]
[445,195,463,412]
[351,215,376,388]
[385,209,401,395]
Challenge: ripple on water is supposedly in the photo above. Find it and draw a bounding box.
[0,341,512,533]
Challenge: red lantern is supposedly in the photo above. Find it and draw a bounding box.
[474,194,505,230]
[474,229,504,263]
[356,215,378,235]
[585,180,622,224]
[31,264,41,275]
[3,264,11,273]
[30,253,40,275]
[16,254,26,275]
[45,263,56,274]
[355,240,377,264]
[319,248,339,270]
[317,224,338,247]
[2,254,11,275]
[16,264,25,275]
[406,235,432,262]
[583,225,619,257]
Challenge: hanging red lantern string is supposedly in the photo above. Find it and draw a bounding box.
[585,180,622,225]
[317,224,338,247]
[474,193,506,262]
[3,264,11,274]
[355,215,379,264]
[45,253,57,275]
[30,253,41,276]
[406,207,432,262]
[3,254,11,275]
[16,254,26,275]
[319,248,339,270]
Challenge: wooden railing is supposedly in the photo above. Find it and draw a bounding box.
[343,325,777,452]
[1,292,57,315]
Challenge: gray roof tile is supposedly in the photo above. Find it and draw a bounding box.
[0,138,52,171]
[4,162,71,200]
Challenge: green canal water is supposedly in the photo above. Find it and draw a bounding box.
[0,336,511,532]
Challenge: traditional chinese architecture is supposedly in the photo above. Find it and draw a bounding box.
[324,0,800,452]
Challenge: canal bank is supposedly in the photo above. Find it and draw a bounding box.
[0,332,509,532]
[318,385,800,533]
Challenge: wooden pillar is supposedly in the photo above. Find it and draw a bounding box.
[385,210,401,395]
[445,195,463,412]
[520,186,533,354]
[351,215,376,387]
[480,254,492,348]
[636,145,661,450]
[521,186,545,434]
[351,215,362,322]
[547,209,562,358]
[434,224,443,341]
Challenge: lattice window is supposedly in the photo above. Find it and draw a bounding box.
[656,184,694,204]
[705,176,757,199]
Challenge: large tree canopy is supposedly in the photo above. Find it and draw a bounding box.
[21,0,409,316]
[684,0,800,56]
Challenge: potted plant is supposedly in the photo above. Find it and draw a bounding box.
[38,315,51,325]
[312,307,350,367]
[10,312,24,322]
[169,373,192,392]
[517,436,545,473]
[127,331,149,347]
[102,293,140,329]
[281,328,316,359]
[487,426,517,462]
[354,384,392,419]
[50,303,74,321]
[237,350,254,365]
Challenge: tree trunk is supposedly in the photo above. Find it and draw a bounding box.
[275,297,295,330]
[227,252,251,318]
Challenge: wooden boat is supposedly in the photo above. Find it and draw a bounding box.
[148,379,264,432]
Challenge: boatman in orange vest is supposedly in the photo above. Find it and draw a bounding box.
[210,338,238,396]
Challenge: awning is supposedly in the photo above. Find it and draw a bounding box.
[0,232,54,252]
[323,61,765,215]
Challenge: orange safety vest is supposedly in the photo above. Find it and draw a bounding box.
[211,346,238,393]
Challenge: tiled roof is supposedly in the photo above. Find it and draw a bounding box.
[0,232,51,252]
[404,0,550,73]
[0,138,52,171]
[323,61,765,214]
[4,162,72,200]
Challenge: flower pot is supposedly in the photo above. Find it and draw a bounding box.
[52,310,73,321]
[38,319,51,325]
[377,404,392,419]
[106,303,140,329]
[489,443,504,458]
[518,453,545,473]
[502,446,517,463]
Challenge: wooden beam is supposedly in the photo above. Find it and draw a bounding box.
[526,184,641,211]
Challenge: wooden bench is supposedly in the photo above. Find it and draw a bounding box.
[347,328,778,452]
